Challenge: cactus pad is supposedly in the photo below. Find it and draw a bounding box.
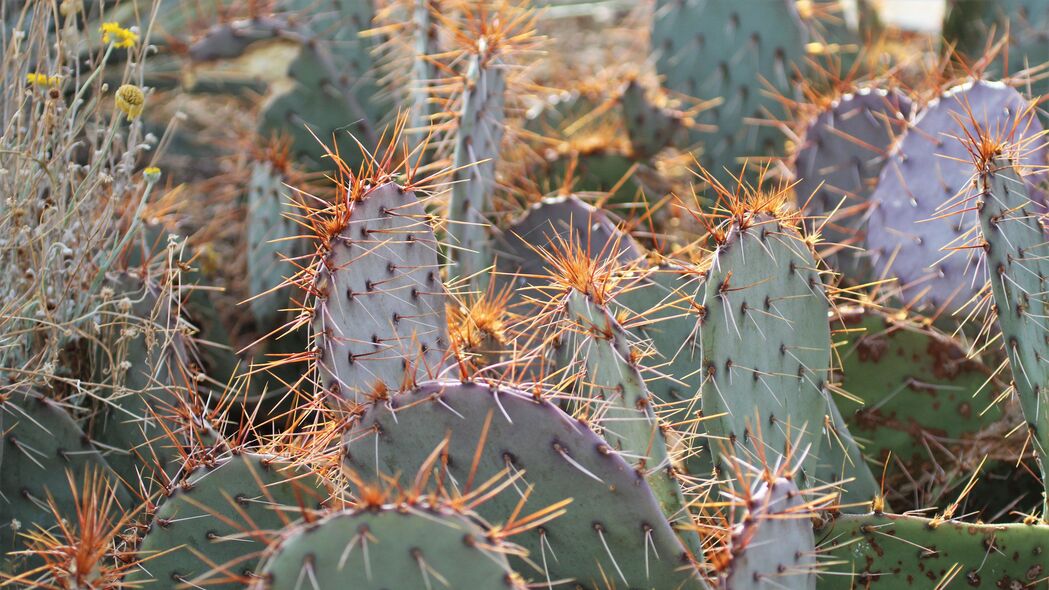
[652,0,807,181]
[865,80,1047,310]
[312,182,448,402]
[448,51,507,287]
[792,89,913,277]
[256,504,523,589]
[0,389,122,553]
[247,159,296,330]
[343,380,707,589]
[719,477,816,590]
[259,0,388,167]
[833,307,1004,477]
[977,156,1049,506]
[816,512,1048,588]
[701,213,831,485]
[563,290,696,542]
[126,452,329,589]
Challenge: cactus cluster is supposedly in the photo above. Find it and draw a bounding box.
[5,1,1049,589]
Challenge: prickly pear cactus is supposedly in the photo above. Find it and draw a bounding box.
[448,48,506,288]
[943,0,1049,101]
[247,159,296,330]
[819,397,879,510]
[865,80,1047,310]
[832,307,1004,480]
[621,80,685,159]
[652,0,807,182]
[0,388,123,554]
[255,503,523,589]
[343,380,708,589]
[409,0,441,133]
[612,265,706,405]
[976,155,1049,512]
[312,182,448,403]
[260,0,389,167]
[125,452,329,589]
[495,194,644,293]
[701,211,831,486]
[563,290,698,549]
[718,477,816,590]
[792,89,913,278]
[816,512,1049,588]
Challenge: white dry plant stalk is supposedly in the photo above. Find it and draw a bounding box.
[0,0,188,406]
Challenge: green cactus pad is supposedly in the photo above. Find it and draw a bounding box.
[126,452,330,589]
[312,182,449,402]
[563,290,698,547]
[247,159,296,330]
[0,389,123,553]
[816,512,1048,588]
[448,51,507,288]
[652,0,807,182]
[621,80,684,160]
[343,380,708,589]
[701,213,831,486]
[833,307,1003,482]
[259,0,389,168]
[720,477,816,590]
[613,265,705,404]
[256,504,523,589]
[977,157,1049,509]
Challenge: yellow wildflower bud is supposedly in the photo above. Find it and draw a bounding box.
[143,166,161,183]
[100,22,139,49]
[115,84,145,121]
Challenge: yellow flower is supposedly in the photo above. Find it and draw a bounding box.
[100,22,138,49]
[115,84,145,121]
[26,73,60,87]
[143,167,161,182]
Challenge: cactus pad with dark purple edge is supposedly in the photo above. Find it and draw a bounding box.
[494,194,644,289]
[815,512,1049,588]
[343,380,709,589]
[792,89,913,278]
[126,452,330,590]
[448,51,507,288]
[0,389,125,554]
[256,505,523,590]
[865,80,1048,310]
[312,182,448,403]
[652,0,807,183]
[701,214,831,487]
[720,477,816,590]
[977,157,1049,505]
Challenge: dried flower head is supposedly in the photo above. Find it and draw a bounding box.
[115,84,145,120]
